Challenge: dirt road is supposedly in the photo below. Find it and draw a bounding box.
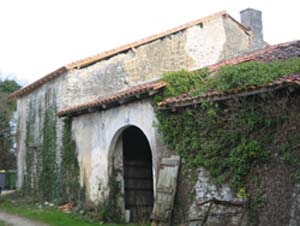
[0,211,49,226]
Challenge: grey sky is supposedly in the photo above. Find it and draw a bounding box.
[0,0,299,85]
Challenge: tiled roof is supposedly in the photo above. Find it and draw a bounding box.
[57,80,166,117]
[11,11,239,99]
[208,40,300,72]
[158,74,300,110]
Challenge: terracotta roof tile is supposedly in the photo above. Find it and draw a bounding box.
[11,11,233,99]
[158,74,300,109]
[57,80,166,117]
[208,40,300,72]
[9,67,68,99]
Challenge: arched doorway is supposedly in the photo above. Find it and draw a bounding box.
[122,126,154,222]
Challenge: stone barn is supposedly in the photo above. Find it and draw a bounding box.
[10,8,269,224]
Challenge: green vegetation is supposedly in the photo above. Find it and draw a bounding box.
[40,107,59,201]
[153,69,208,103]
[100,169,123,222]
[61,117,81,203]
[23,106,60,200]
[155,58,300,192]
[194,57,300,94]
[24,98,81,203]
[0,197,147,226]
[0,220,11,226]
[0,78,20,170]
[154,57,300,102]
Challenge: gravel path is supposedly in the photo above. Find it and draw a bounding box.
[0,211,49,226]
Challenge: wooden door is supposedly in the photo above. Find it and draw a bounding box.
[122,126,154,222]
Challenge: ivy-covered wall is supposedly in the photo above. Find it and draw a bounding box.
[21,83,81,203]
[155,58,300,225]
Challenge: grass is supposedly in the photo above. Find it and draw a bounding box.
[0,220,12,226]
[0,194,149,226]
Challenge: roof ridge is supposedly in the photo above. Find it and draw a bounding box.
[66,10,230,69]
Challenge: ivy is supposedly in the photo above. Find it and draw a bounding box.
[61,117,81,203]
[157,94,300,192]
[195,58,300,94]
[152,69,208,104]
[100,168,123,222]
[157,57,300,99]
[23,107,83,204]
[155,57,300,192]
[40,107,58,200]
[23,100,40,195]
[22,92,82,206]
[24,119,35,195]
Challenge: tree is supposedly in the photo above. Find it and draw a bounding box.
[0,78,21,170]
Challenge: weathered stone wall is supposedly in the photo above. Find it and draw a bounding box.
[59,57,129,109]
[59,16,252,109]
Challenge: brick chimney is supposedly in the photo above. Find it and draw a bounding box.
[240,8,267,49]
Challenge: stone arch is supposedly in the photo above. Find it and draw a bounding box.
[107,122,157,181]
[107,124,155,222]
